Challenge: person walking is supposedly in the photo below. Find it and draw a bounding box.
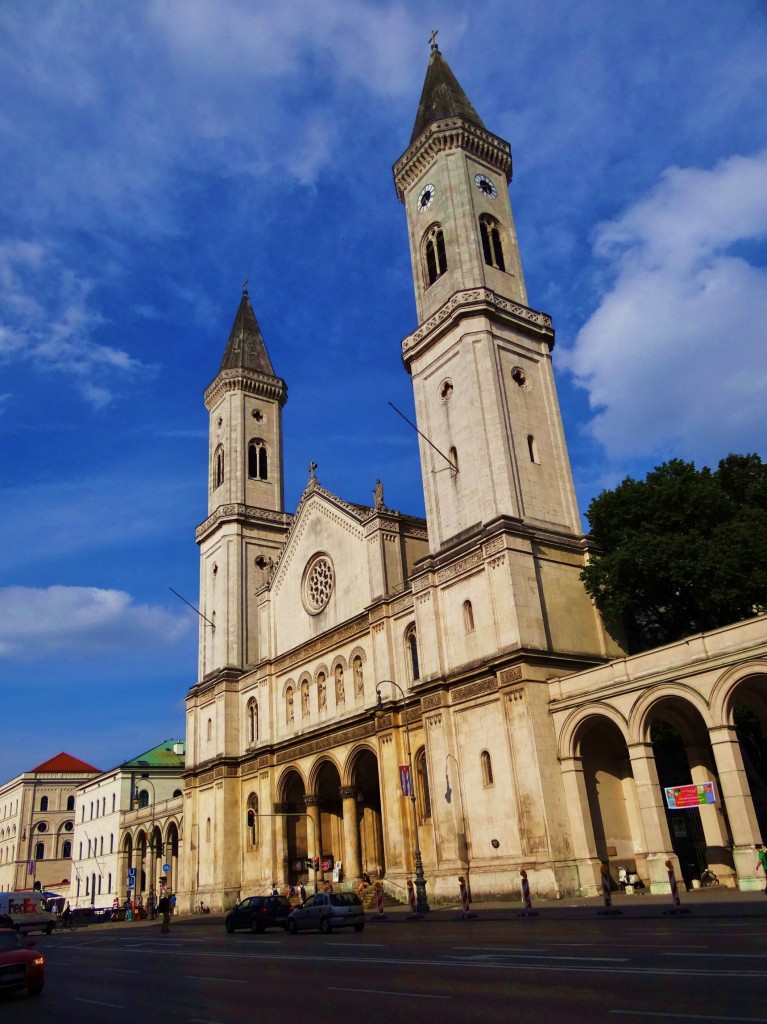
[755,844,767,893]
[158,893,171,933]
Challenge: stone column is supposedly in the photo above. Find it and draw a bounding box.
[303,796,322,889]
[559,756,601,894]
[340,786,362,881]
[273,802,290,886]
[627,742,676,892]
[709,725,762,889]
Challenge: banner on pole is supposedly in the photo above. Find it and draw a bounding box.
[399,764,413,796]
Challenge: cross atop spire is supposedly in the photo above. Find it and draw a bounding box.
[409,44,485,145]
[429,29,439,51]
[218,287,275,375]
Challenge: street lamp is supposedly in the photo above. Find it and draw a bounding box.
[375,679,430,913]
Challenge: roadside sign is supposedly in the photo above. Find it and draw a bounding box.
[664,781,716,809]
[162,863,170,873]
[127,867,136,889]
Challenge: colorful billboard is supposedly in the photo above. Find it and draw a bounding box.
[664,781,717,809]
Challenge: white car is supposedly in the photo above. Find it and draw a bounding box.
[286,892,365,934]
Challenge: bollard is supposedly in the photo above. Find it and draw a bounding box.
[518,869,538,918]
[597,862,622,916]
[662,859,691,916]
[457,875,477,920]
[370,881,388,922]
[406,879,423,921]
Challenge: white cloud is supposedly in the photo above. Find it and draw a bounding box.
[0,586,193,661]
[565,149,767,464]
[0,240,153,407]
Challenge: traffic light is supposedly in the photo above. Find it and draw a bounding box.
[247,809,255,829]
[313,856,320,871]
[157,842,164,857]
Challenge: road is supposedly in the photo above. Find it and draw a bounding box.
[5,899,767,1023]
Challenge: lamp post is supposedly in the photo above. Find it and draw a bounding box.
[376,679,429,913]
[134,774,156,915]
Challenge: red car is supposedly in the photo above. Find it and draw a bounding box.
[0,928,45,998]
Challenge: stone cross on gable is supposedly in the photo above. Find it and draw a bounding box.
[429,29,439,49]
[309,460,317,479]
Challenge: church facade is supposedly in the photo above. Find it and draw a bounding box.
[180,44,767,911]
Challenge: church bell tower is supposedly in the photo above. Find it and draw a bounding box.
[196,286,290,678]
[394,41,621,661]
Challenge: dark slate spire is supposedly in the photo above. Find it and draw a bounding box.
[218,283,275,375]
[410,38,486,145]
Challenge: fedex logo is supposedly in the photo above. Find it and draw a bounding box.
[9,898,41,914]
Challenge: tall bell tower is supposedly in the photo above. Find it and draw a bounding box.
[196,286,290,678]
[394,42,622,661]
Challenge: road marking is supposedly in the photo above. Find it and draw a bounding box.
[194,977,248,983]
[73,997,124,1009]
[450,950,628,962]
[664,953,767,959]
[610,1012,767,1022]
[328,986,451,1000]
[103,966,141,973]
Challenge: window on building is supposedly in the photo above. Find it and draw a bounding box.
[479,214,506,272]
[415,749,431,821]
[39,796,48,812]
[35,841,45,861]
[248,439,268,481]
[206,818,211,842]
[110,834,114,854]
[423,225,448,286]
[214,445,225,489]
[138,790,149,809]
[62,841,71,859]
[248,698,259,743]
[108,872,112,893]
[463,600,475,633]
[405,624,420,682]
[79,842,82,858]
[67,795,75,811]
[449,445,458,477]
[85,876,89,896]
[100,836,104,855]
[481,750,494,787]
[98,876,102,894]
[112,794,116,813]
[81,806,85,822]
[173,789,182,798]
[77,878,81,897]
[90,802,93,820]
[207,718,213,742]
[527,434,539,464]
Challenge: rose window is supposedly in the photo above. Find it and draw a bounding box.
[304,555,334,613]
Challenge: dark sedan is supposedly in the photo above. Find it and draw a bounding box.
[225,895,291,934]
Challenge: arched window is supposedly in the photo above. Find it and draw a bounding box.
[527,434,539,464]
[79,842,82,858]
[85,876,89,895]
[247,697,259,743]
[108,872,112,893]
[173,789,182,798]
[90,802,93,819]
[35,841,45,861]
[415,749,431,821]
[112,794,116,813]
[248,439,268,481]
[40,796,48,812]
[206,818,211,843]
[138,790,149,809]
[481,750,494,787]
[67,795,75,811]
[405,624,420,682]
[62,840,72,858]
[479,214,506,272]
[463,600,475,633]
[214,445,225,489]
[246,793,259,847]
[110,834,114,853]
[423,225,448,286]
[206,717,213,742]
[449,446,458,476]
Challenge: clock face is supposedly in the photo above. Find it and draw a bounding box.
[417,183,435,212]
[475,173,497,199]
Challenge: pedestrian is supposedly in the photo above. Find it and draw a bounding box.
[270,882,278,896]
[618,867,627,891]
[111,897,120,922]
[755,844,767,893]
[62,902,73,929]
[158,893,171,933]
[299,884,306,902]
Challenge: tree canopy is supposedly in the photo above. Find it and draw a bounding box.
[580,454,767,653]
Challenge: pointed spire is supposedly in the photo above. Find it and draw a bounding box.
[218,282,275,375]
[410,38,486,145]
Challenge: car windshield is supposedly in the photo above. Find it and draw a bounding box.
[329,893,361,907]
[0,931,26,951]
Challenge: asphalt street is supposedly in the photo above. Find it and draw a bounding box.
[4,891,767,1023]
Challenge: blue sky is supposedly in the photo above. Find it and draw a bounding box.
[1,0,766,781]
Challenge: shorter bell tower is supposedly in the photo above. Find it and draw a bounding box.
[196,286,291,679]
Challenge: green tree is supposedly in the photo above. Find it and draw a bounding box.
[581,454,767,653]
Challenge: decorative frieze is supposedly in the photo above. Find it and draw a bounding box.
[196,503,292,541]
[506,688,525,703]
[412,574,431,593]
[483,536,505,556]
[391,594,414,615]
[257,755,269,767]
[272,615,368,674]
[274,722,375,763]
[422,692,443,710]
[499,666,523,685]
[436,550,483,585]
[426,714,443,728]
[452,676,498,703]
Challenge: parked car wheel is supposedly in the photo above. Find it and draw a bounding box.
[353,923,364,933]
[320,917,332,935]
[287,918,298,935]
[225,920,234,934]
[45,922,54,935]
[250,918,264,934]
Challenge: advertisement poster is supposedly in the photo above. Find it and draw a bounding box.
[399,764,413,797]
[664,781,717,809]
